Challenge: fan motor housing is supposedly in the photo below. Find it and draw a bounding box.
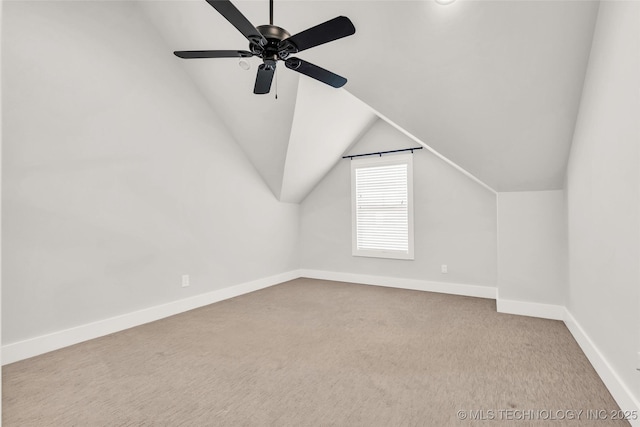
[257,25,290,41]
[255,25,293,61]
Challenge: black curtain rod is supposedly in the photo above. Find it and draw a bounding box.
[342,147,423,160]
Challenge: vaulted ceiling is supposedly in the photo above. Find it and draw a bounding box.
[140,0,599,199]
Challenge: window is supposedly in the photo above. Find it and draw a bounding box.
[351,153,414,260]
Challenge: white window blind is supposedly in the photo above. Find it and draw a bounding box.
[351,154,414,260]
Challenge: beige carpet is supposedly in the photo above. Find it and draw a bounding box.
[3,278,628,426]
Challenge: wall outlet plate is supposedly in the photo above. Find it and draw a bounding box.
[441,264,448,274]
[181,274,190,288]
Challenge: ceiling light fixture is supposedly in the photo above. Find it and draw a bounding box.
[238,59,251,70]
[435,0,456,5]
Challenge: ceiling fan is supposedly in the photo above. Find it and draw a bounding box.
[174,0,355,95]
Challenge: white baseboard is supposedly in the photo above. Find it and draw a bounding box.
[496,298,565,320]
[305,269,639,421]
[300,269,497,299]
[497,298,640,421]
[4,268,638,426]
[2,270,301,365]
[3,269,492,364]
[563,309,640,426]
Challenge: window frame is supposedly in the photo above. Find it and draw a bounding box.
[351,153,414,260]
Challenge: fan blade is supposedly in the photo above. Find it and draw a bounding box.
[279,16,355,55]
[254,63,275,94]
[174,50,253,59]
[206,0,267,47]
[285,58,347,88]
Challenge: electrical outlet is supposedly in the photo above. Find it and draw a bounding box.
[181,274,190,288]
[441,264,448,274]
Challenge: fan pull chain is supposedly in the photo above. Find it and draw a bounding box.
[275,67,278,100]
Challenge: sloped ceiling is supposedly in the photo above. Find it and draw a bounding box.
[140,0,299,199]
[281,78,376,203]
[140,0,599,196]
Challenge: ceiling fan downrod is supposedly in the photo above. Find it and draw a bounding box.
[270,0,273,25]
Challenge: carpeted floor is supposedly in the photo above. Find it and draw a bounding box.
[2,278,628,426]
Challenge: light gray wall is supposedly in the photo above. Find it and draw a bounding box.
[497,191,565,305]
[566,0,640,402]
[1,1,299,344]
[300,119,497,287]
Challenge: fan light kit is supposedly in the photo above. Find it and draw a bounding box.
[174,0,356,95]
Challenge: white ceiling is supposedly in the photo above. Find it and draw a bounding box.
[140,0,599,196]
